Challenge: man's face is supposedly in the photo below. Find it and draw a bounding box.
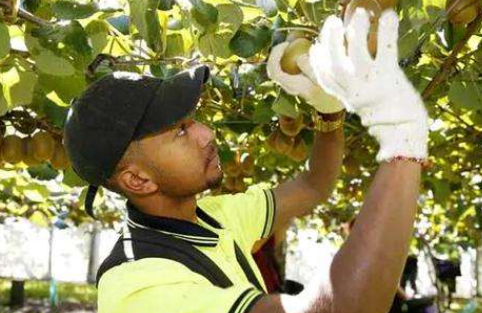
[131,118,223,197]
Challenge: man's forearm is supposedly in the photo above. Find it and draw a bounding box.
[270,122,344,230]
[327,161,420,313]
[253,161,421,313]
[302,127,344,203]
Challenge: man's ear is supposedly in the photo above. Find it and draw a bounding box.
[116,165,159,196]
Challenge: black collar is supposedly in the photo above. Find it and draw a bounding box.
[126,202,222,247]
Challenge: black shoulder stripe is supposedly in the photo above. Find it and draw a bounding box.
[261,189,276,238]
[234,242,264,291]
[197,207,223,229]
[228,288,264,313]
[96,228,233,289]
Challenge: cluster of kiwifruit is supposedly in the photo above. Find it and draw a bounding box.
[446,0,481,25]
[282,0,478,68]
[0,131,70,170]
[340,0,480,55]
[266,115,309,162]
[223,153,255,193]
[279,0,400,74]
[281,0,479,72]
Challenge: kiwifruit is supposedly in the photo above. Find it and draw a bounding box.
[50,141,70,170]
[1,135,23,164]
[447,0,480,25]
[241,155,255,176]
[31,131,55,162]
[225,160,242,177]
[274,129,295,155]
[288,136,309,162]
[22,137,42,166]
[280,38,312,75]
[279,114,304,137]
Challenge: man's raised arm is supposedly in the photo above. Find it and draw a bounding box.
[250,8,429,313]
[267,27,347,231]
[250,161,420,313]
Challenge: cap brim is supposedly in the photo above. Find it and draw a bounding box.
[133,65,210,139]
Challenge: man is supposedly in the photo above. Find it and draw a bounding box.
[64,8,428,313]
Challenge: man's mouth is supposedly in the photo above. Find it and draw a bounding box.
[205,145,220,169]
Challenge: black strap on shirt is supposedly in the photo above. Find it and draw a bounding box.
[197,208,265,290]
[96,208,265,292]
[96,227,233,288]
[233,242,264,291]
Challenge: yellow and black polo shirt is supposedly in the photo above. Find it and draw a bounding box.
[97,185,276,313]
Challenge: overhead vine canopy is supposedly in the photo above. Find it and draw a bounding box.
[0,0,481,256]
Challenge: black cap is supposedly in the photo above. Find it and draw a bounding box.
[64,66,210,217]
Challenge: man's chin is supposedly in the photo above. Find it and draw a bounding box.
[206,173,223,190]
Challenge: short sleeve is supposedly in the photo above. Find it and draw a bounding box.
[118,282,264,313]
[198,186,276,250]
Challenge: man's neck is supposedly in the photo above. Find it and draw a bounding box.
[129,194,198,223]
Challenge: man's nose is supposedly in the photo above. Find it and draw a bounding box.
[194,122,215,149]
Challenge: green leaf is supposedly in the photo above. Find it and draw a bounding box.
[63,168,87,187]
[85,20,110,56]
[35,50,75,76]
[229,24,271,58]
[38,71,86,103]
[433,179,451,205]
[253,97,275,124]
[28,22,93,68]
[216,3,243,35]
[165,33,185,57]
[0,85,8,116]
[52,1,99,20]
[449,81,482,111]
[298,0,325,26]
[107,15,130,35]
[40,96,69,127]
[28,164,60,181]
[61,21,94,68]
[272,92,299,118]
[423,0,445,9]
[0,23,10,59]
[29,211,50,227]
[24,28,43,56]
[128,0,163,52]
[218,147,236,163]
[198,32,232,58]
[0,56,38,113]
[398,29,419,60]
[191,0,218,31]
[18,184,50,203]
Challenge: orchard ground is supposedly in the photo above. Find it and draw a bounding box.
[0,279,481,313]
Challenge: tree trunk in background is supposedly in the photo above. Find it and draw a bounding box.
[9,280,24,307]
[88,222,101,283]
[477,245,482,296]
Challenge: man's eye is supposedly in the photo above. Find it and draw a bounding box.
[176,124,187,137]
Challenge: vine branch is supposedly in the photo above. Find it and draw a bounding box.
[17,7,52,27]
[422,11,482,100]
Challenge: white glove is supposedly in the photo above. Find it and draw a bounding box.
[267,42,344,114]
[309,9,429,162]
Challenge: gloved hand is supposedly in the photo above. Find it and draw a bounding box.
[267,42,344,114]
[309,9,429,162]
